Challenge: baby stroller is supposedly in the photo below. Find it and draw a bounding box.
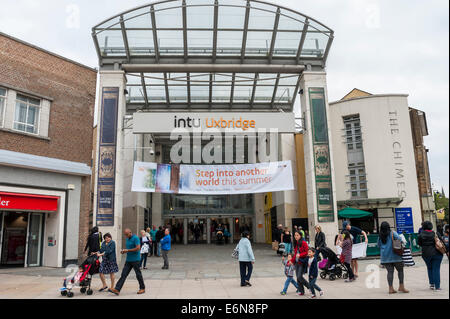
[318,247,347,281]
[60,254,100,298]
[216,230,224,245]
[277,242,286,256]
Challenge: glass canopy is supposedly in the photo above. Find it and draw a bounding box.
[92,0,334,111]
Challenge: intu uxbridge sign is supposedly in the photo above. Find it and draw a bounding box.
[133,112,296,134]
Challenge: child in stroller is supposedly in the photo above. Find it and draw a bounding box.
[60,254,100,297]
[317,247,348,281]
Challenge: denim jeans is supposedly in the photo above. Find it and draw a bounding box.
[423,254,443,289]
[294,263,310,294]
[282,276,299,293]
[309,277,322,296]
[162,250,169,268]
[115,261,145,291]
[239,261,253,285]
[283,243,292,254]
[140,253,148,268]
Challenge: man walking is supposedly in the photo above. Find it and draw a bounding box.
[161,228,171,269]
[109,228,145,295]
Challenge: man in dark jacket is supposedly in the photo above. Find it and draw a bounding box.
[155,226,164,257]
[84,226,102,256]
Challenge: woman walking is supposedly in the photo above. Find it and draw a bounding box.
[292,231,310,295]
[84,226,102,256]
[96,233,119,292]
[281,227,293,254]
[140,230,151,269]
[377,222,409,294]
[340,231,355,282]
[418,221,446,291]
[237,231,255,287]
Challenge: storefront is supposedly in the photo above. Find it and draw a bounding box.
[0,191,60,267]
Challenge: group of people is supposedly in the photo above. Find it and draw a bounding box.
[83,225,173,296]
[271,220,448,296]
[81,219,448,297]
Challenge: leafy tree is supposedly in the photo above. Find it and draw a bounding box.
[434,190,449,223]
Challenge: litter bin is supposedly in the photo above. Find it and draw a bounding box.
[366,234,380,256]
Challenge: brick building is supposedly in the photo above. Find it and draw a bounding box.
[0,32,97,267]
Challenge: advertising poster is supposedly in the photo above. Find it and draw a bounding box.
[395,207,414,234]
[132,161,294,195]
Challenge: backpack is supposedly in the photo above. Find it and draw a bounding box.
[232,244,239,259]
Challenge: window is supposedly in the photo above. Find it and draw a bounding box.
[13,94,40,134]
[0,87,6,127]
[347,165,368,199]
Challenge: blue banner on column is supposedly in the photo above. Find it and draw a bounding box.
[395,207,414,234]
[96,87,119,226]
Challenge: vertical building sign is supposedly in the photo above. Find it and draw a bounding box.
[309,88,334,222]
[96,87,119,226]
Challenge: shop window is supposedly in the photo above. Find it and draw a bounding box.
[0,87,6,127]
[13,94,40,134]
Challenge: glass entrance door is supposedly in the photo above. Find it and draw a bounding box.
[26,213,43,267]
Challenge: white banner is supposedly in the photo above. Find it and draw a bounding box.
[335,242,367,259]
[131,161,294,195]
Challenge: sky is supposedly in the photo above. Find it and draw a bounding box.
[0,0,448,194]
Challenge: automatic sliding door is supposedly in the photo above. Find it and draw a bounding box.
[27,213,43,267]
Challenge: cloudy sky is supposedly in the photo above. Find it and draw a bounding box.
[0,0,448,194]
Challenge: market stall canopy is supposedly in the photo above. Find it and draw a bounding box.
[338,207,373,219]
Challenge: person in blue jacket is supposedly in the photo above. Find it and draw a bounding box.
[237,231,255,287]
[160,228,171,269]
[377,221,409,294]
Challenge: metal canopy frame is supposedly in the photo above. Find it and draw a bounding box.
[92,0,334,112]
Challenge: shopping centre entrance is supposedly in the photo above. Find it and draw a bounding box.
[92,0,338,251]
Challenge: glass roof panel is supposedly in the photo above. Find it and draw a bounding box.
[256,73,277,85]
[168,85,188,102]
[97,29,125,56]
[217,2,246,29]
[187,30,214,54]
[153,5,183,28]
[278,74,298,86]
[190,85,210,103]
[216,31,243,55]
[274,31,301,56]
[157,30,184,55]
[233,86,253,103]
[278,9,305,31]
[144,73,165,85]
[146,86,167,102]
[123,7,152,28]
[127,30,155,55]
[248,3,276,30]
[127,85,146,103]
[301,27,329,58]
[245,31,272,55]
[126,73,142,85]
[254,85,274,101]
[274,85,294,103]
[186,3,214,29]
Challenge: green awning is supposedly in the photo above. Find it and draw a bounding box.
[338,207,373,219]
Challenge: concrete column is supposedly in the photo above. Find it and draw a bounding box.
[183,218,188,245]
[299,71,339,249]
[206,218,211,244]
[228,217,233,244]
[92,70,127,261]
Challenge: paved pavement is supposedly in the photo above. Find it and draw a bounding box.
[0,243,448,299]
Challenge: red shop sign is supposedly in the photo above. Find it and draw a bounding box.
[0,192,59,212]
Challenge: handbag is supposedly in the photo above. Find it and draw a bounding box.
[391,232,404,256]
[435,235,447,255]
[232,244,239,259]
